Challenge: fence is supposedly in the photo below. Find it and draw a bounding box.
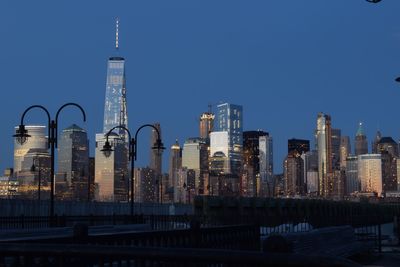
[0,199,193,216]
[0,243,362,267]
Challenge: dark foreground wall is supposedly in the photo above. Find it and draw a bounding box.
[0,199,193,216]
[194,196,400,226]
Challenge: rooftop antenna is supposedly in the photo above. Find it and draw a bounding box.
[208,103,212,113]
[115,17,119,50]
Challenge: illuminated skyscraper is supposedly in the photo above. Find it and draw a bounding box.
[283,153,304,196]
[56,124,89,201]
[95,18,129,202]
[377,137,398,192]
[243,131,273,197]
[331,128,341,169]
[358,154,382,196]
[316,112,333,197]
[150,123,163,176]
[134,167,156,203]
[168,140,182,189]
[345,156,359,195]
[94,133,128,202]
[355,122,368,156]
[339,136,351,169]
[182,137,208,195]
[199,112,214,140]
[103,18,128,141]
[212,103,243,178]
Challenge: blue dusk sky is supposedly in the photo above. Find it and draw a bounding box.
[0,0,399,173]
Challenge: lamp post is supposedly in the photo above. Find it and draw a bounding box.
[101,124,165,216]
[30,154,41,201]
[14,103,86,219]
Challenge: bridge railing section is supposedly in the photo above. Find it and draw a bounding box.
[0,243,361,267]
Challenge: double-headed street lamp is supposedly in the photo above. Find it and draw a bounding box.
[101,124,165,216]
[14,103,86,218]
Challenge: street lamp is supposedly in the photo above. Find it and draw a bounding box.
[14,103,86,219]
[366,0,382,3]
[30,154,41,201]
[101,124,165,216]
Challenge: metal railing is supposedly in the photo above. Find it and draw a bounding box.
[0,243,362,267]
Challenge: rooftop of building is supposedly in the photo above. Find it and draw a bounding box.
[109,56,125,61]
[63,124,85,133]
[378,136,396,144]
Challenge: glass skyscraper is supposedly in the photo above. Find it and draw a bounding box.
[95,19,129,202]
[316,112,333,197]
[212,103,243,178]
[56,124,89,201]
[103,56,128,138]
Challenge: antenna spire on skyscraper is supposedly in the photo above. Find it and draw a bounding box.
[115,17,119,50]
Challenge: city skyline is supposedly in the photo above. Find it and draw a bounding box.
[1,1,400,173]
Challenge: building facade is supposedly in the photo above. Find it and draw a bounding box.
[95,133,128,202]
[181,137,208,195]
[56,124,89,201]
[288,138,310,156]
[14,125,47,174]
[199,112,215,140]
[355,122,368,156]
[316,112,333,197]
[358,154,382,197]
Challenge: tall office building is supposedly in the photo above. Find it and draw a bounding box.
[150,123,163,176]
[14,125,47,173]
[56,124,89,201]
[211,103,243,178]
[182,137,208,195]
[94,133,128,202]
[95,18,129,202]
[358,154,382,196]
[259,134,274,197]
[377,137,398,193]
[331,128,341,169]
[168,140,182,189]
[243,131,273,197]
[380,152,397,193]
[134,167,157,203]
[103,18,128,138]
[316,112,333,197]
[345,156,360,195]
[199,112,215,140]
[209,103,243,196]
[355,122,368,156]
[288,139,310,156]
[302,150,318,195]
[339,136,351,169]
[88,157,95,201]
[371,131,382,154]
[283,153,304,196]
